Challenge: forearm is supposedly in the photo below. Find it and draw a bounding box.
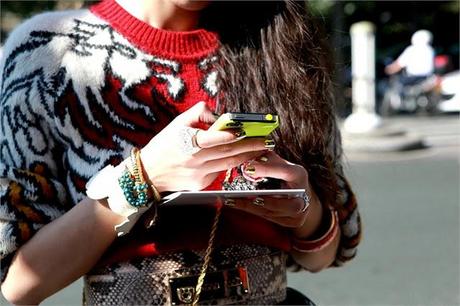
[385,61,402,75]
[292,183,323,239]
[1,198,124,305]
[289,185,339,272]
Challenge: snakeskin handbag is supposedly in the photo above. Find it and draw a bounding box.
[83,170,294,305]
[83,244,287,305]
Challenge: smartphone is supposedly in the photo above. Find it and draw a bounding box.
[210,112,279,137]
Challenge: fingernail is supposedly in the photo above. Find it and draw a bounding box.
[258,156,268,163]
[234,129,246,139]
[224,198,236,206]
[264,139,275,150]
[244,164,256,175]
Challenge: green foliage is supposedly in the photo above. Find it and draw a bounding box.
[440,1,459,13]
[308,0,335,16]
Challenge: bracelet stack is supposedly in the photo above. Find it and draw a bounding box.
[291,208,339,253]
[118,148,150,207]
[118,147,162,208]
[86,147,162,236]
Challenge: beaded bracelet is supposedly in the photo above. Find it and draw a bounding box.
[133,148,162,203]
[118,148,150,207]
[291,208,339,253]
[133,148,162,228]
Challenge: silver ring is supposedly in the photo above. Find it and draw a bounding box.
[179,126,201,155]
[300,192,311,213]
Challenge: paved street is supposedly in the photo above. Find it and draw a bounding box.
[289,114,459,305]
[1,115,459,306]
[290,150,459,304]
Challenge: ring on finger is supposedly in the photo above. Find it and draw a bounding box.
[224,198,236,207]
[300,192,311,214]
[252,197,265,206]
[179,126,201,155]
[192,129,202,149]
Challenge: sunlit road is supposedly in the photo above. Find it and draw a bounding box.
[289,145,459,305]
[290,114,459,305]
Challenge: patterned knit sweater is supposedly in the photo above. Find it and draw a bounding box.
[0,0,361,281]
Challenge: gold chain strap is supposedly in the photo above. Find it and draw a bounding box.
[192,203,222,305]
[191,168,232,305]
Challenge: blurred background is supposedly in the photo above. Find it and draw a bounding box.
[1,1,459,305]
[1,1,459,115]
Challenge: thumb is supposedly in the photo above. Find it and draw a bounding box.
[181,101,217,126]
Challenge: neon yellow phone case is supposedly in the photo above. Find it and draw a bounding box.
[211,113,279,137]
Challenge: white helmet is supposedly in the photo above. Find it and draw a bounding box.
[411,30,433,45]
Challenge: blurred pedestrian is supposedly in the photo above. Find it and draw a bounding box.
[0,0,361,304]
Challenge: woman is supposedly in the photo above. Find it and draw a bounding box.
[0,0,361,304]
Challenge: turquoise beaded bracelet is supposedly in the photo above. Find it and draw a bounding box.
[118,170,150,207]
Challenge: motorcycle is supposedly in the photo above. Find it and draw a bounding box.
[379,73,441,116]
[378,54,457,116]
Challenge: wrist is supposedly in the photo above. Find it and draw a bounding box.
[292,185,323,239]
[140,148,167,194]
[291,208,339,253]
[86,148,161,236]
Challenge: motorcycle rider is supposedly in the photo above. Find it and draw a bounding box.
[385,29,435,86]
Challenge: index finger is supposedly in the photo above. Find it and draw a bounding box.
[234,196,305,215]
[195,137,267,161]
[195,129,245,148]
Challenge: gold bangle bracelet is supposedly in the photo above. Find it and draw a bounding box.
[133,147,162,202]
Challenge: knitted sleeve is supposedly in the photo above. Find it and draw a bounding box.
[0,13,73,282]
[288,118,362,271]
[328,119,362,266]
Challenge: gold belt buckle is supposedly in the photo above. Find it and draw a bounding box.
[169,266,250,305]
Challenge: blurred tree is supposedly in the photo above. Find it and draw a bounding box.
[1,1,56,17]
[308,1,459,68]
[1,1,94,42]
[1,0,458,113]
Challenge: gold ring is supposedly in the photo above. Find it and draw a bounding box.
[253,197,265,206]
[224,198,236,207]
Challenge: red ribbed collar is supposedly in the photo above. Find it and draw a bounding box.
[90,0,219,60]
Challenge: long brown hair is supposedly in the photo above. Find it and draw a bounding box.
[201,1,339,205]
